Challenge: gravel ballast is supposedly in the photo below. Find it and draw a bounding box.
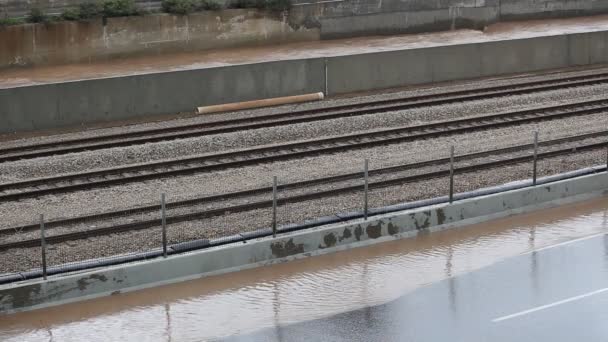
[0,149,605,274]
[1,68,608,274]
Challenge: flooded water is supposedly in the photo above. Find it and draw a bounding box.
[1,196,608,341]
[2,15,608,88]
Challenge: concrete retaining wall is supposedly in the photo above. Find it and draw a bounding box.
[3,29,608,133]
[292,0,608,39]
[1,169,607,314]
[0,58,325,132]
[325,31,608,94]
[4,0,608,67]
[0,10,318,68]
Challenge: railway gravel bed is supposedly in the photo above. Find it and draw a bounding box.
[3,82,608,183]
[4,70,608,163]
[1,132,605,245]
[0,149,604,274]
[0,113,606,229]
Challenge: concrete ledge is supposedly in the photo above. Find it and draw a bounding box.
[1,170,607,314]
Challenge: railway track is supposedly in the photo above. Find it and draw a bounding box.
[1,98,607,202]
[1,131,606,251]
[3,71,608,163]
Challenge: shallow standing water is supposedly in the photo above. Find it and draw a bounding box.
[1,196,607,341]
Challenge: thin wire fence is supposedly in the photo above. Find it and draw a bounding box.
[1,138,606,283]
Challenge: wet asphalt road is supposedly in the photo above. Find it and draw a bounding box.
[228,231,608,342]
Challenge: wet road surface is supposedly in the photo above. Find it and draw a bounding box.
[0,196,607,341]
[231,221,608,341]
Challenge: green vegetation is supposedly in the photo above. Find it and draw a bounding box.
[79,3,103,18]
[200,0,221,10]
[162,0,197,15]
[61,0,134,21]
[0,17,25,26]
[230,0,290,11]
[28,8,49,23]
[161,0,221,14]
[61,8,82,20]
[102,0,139,17]
[4,0,289,27]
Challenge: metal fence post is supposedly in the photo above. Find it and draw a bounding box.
[324,58,329,97]
[272,176,278,238]
[449,146,455,203]
[161,193,167,258]
[40,214,47,280]
[533,131,539,186]
[364,159,369,220]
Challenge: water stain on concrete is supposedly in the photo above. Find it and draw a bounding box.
[339,228,352,242]
[412,211,432,230]
[387,222,399,235]
[319,233,337,249]
[0,284,41,310]
[354,226,363,241]
[77,274,108,291]
[366,222,382,239]
[270,239,304,258]
[437,208,447,225]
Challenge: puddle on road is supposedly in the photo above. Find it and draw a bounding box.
[1,196,607,341]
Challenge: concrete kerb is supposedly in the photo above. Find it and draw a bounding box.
[1,169,607,314]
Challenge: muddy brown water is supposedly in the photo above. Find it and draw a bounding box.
[1,196,607,341]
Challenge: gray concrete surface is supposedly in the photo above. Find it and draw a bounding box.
[325,31,608,94]
[1,168,606,314]
[295,0,608,39]
[4,29,608,134]
[229,221,608,341]
[0,58,324,133]
[0,11,319,68]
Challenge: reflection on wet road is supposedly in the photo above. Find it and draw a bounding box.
[1,196,607,341]
[234,211,608,341]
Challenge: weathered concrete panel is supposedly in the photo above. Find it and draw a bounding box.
[0,58,325,133]
[319,6,499,38]
[499,0,608,20]
[326,30,605,95]
[478,36,569,77]
[587,30,608,64]
[323,48,433,94]
[0,10,320,68]
[1,169,606,314]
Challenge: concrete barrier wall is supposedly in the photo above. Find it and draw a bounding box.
[4,0,608,67]
[0,10,319,68]
[292,0,608,39]
[500,0,608,21]
[314,3,499,39]
[3,29,608,133]
[326,31,608,94]
[0,58,325,132]
[1,169,606,314]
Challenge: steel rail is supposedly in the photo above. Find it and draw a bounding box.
[1,137,605,251]
[1,99,607,202]
[2,71,608,163]
[2,129,606,236]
